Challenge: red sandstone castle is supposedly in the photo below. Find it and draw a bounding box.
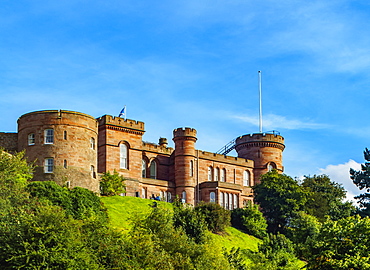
[0,110,285,209]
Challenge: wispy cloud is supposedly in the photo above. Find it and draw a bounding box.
[233,113,329,130]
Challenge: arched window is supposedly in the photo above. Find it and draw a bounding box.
[229,193,233,210]
[142,159,147,178]
[221,168,226,182]
[215,168,220,181]
[219,192,224,207]
[182,191,186,203]
[190,160,194,177]
[268,162,276,172]
[120,143,128,169]
[210,191,216,203]
[208,166,213,181]
[243,170,250,186]
[149,160,157,179]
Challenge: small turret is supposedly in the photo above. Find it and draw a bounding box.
[235,132,285,184]
[159,137,168,147]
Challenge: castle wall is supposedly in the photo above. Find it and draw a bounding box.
[17,110,99,192]
[0,132,18,152]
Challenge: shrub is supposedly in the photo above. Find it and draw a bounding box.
[195,202,230,233]
[100,170,126,196]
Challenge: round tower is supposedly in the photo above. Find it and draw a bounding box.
[173,127,197,204]
[235,132,285,184]
[17,110,99,192]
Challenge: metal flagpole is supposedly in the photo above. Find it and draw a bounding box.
[258,71,263,133]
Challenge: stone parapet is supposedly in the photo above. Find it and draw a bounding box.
[98,115,144,133]
[198,150,253,166]
[142,142,174,155]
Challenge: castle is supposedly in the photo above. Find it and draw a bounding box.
[0,110,285,209]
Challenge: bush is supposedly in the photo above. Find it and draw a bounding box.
[100,170,126,196]
[195,202,230,233]
[231,202,267,239]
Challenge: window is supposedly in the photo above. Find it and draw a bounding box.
[225,193,229,209]
[64,131,67,140]
[233,194,238,209]
[215,168,220,181]
[229,194,233,210]
[167,192,172,202]
[91,165,96,178]
[28,133,35,145]
[268,162,276,172]
[149,160,157,179]
[208,166,213,181]
[66,181,70,188]
[120,143,128,169]
[142,159,147,178]
[210,191,216,203]
[90,137,95,150]
[44,158,54,173]
[219,192,224,207]
[221,168,226,182]
[182,191,186,203]
[243,170,250,186]
[64,160,67,169]
[44,129,54,144]
[142,188,147,199]
[190,160,194,177]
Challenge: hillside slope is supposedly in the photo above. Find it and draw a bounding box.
[101,196,259,252]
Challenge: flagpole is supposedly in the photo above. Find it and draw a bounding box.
[258,71,263,133]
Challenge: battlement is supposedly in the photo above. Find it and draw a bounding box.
[198,150,254,167]
[142,141,174,154]
[173,127,197,139]
[236,132,285,147]
[98,115,145,131]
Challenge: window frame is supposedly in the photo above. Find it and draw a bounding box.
[44,129,54,144]
[44,158,54,173]
[120,143,128,169]
[149,160,157,179]
[28,133,35,145]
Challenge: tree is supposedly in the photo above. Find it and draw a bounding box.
[100,170,126,196]
[231,201,267,239]
[194,201,230,234]
[306,215,370,270]
[302,175,354,222]
[253,170,308,233]
[350,148,370,216]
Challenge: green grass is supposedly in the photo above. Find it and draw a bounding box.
[101,196,259,251]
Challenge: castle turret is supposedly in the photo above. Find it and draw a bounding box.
[17,110,99,192]
[235,132,285,184]
[173,127,197,204]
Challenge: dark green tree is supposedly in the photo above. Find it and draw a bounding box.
[350,148,370,216]
[194,201,230,234]
[302,174,354,221]
[231,201,267,239]
[253,170,308,233]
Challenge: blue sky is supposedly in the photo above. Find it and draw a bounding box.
[1,0,369,201]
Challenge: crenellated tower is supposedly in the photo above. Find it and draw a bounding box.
[172,127,197,204]
[235,132,285,184]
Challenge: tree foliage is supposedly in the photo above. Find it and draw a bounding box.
[231,201,267,239]
[100,169,126,196]
[194,201,230,234]
[253,170,308,233]
[350,148,370,216]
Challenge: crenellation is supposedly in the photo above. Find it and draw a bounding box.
[98,115,145,131]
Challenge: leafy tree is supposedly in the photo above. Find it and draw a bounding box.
[195,201,230,234]
[253,170,308,233]
[100,169,126,196]
[302,174,354,222]
[306,215,370,270]
[350,148,370,216]
[231,201,267,239]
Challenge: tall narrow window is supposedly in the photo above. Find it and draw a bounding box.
[210,192,216,203]
[64,131,67,140]
[91,165,96,178]
[142,159,147,178]
[167,192,172,202]
[182,191,186,203]
[225,193,229,210]
[190,160,194,177]
[64,160,67,169]
[221,168,226,182]
[233,194,238,209]
[208,166,213,181]
[229,193,233,210]
[44,129,54,144]
[215,168,220,181]
[90,137,95,150]
[243,170,250,186]
[268,162,276,172]
[142,188,147,199]
[219,192,224,207]
[44,158,54,173]
[120,143,128,169]
[149,160,157,179]
[28,133,35,145]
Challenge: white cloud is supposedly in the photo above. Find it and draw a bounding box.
[233,113,329,131]
[318,159,362,203]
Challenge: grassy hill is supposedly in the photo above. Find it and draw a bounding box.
[101,196,260,252]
